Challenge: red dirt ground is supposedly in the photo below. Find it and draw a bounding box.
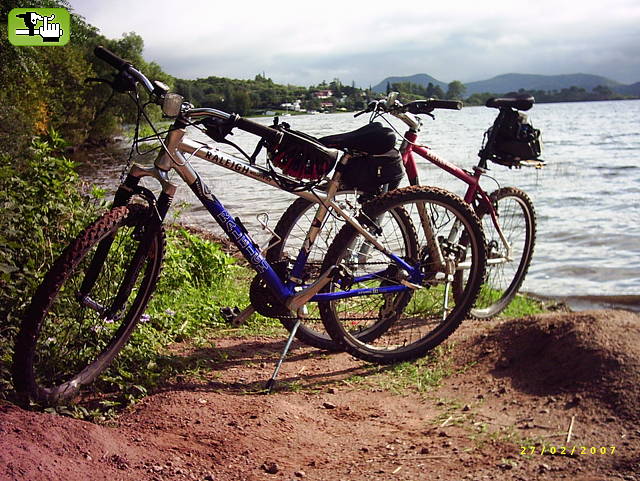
[2,309,639,481]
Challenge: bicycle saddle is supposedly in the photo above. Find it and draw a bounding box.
[319,122,396,155]
[486,96,534,111]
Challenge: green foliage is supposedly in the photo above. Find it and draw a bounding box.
[446,80,466,100]
[389,81,445,101]
[0,133,106,395]
[175,76,367,115]
[71,226,253,412]
[0,0,174,154]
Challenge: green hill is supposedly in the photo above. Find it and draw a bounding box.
[372,72,634,97]
[465,73,623,95]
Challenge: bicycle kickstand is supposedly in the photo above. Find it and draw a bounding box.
[265,318,301,393]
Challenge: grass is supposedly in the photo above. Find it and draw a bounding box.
[21,217,557,420]
[342,344,456,395]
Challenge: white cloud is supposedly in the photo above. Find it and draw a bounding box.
[68,0,640,85]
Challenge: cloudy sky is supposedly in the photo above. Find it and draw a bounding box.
[68,0,640,87]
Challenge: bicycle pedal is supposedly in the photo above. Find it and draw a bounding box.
[220,306,241,323]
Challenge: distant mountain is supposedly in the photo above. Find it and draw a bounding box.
[465,73,622,95]
[372,72,635,96]
[615,81,640,97]
[372,74,447,93]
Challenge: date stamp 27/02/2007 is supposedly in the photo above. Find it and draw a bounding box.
[520,446,616,456]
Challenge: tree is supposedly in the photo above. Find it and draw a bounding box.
[432,85,445,99]
[446,80,466,100]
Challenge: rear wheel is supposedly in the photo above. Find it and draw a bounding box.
[319,186,486,364]
[469,187,536,318]
[12,204,164,405]
[266,191,407,350]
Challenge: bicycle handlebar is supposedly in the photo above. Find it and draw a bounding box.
[354,96,463,119]
[93,46,285,143]
[94,45,156,94]
[94,45,129,70]
[234,116,284,145]
[406,99,462,114]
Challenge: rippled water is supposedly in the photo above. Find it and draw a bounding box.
[97,99,640,300]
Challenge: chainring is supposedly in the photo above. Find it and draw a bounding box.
[249,260,292,318]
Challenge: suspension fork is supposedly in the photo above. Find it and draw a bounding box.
[77,172,174,317]
[77,175,142,308]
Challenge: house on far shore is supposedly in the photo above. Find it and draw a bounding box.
[280,99,303,111]
[314,89,334,99]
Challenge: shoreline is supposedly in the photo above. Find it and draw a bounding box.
[534,293,640,313]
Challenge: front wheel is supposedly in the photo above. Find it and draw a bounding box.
[469,187,536,318]
[319,186,486,364]
[12,204,165,405]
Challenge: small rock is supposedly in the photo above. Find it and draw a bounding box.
[322,402,337,410]
[327,387,337,394]
[539,463,551,472]
[539,408,550,414]
[462,404,471,412]
[294,470,306,478]
[204,474,215,481]
[420,447,430,454]
[262,462,279,474]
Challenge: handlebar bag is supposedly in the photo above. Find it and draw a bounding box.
[271,128,338,180]
[341,149,404,193]
[484,108,543,166]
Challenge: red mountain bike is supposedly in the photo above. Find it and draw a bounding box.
[363,93,541,318]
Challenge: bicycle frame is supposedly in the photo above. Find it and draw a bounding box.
[114,119,423,310]
[399,129,513,264]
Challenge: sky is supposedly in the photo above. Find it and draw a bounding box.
[67,0,640,87]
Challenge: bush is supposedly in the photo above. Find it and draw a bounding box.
[0,132,105,395]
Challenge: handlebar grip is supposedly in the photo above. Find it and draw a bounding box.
[406,99,463,114]
[94,45,130,70]
[234,117,283,144]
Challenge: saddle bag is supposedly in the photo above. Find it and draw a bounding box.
[484,108,543,167]
[340,149,404,193]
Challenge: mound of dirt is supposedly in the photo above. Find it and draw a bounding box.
[458,310,640,422]
[2,309,640,481]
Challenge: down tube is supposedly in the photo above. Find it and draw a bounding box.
[188,175,292,301]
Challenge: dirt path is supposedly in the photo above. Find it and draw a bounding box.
[2,309,639,481]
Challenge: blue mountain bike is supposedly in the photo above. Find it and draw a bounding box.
[12,47,486,404]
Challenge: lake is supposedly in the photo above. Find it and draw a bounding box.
[97,99,640,308]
